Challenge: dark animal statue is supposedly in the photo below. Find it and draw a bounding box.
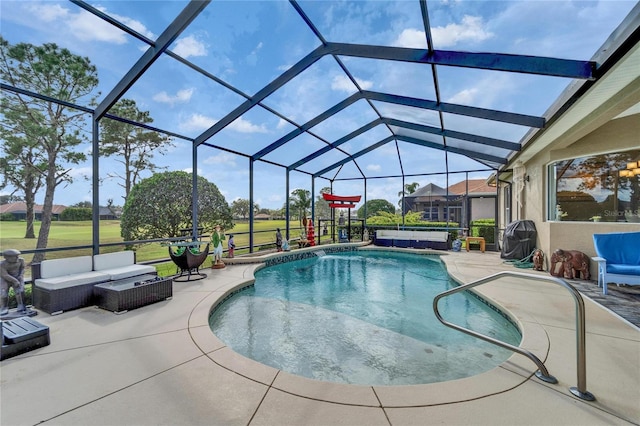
[550,249,590,280]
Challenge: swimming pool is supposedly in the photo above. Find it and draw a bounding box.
[209,250,521,386]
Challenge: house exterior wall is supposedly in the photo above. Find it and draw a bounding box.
[513,113,640,277]
[470,197,495,221]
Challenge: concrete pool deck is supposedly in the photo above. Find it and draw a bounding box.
[1,247,638,425]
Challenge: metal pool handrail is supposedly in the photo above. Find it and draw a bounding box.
[433,271,596,401]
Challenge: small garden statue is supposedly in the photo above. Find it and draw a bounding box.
[363,228,369,241]
[1,249,35,318]
[227,234,235,258]
[282,238,290,251]
[211,225,226,268]
[533,249,545,271]
[275,228,283,252]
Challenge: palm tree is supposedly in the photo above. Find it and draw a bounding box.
[397,182,420,208]
[290,188,311,225]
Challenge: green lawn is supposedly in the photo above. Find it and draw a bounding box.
[0,219,304,269]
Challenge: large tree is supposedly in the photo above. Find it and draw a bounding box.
[357,199,396,219]
[314,186,332,219]
[120,171,233,242]
[574,153,639,214]
[0,145,43,238]
[0,194,24,205]
[231,198,259,219]
[0,38,99,261]
[99,99,173,200]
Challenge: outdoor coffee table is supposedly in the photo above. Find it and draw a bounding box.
[465,236,486,253]
[93,275,173,314]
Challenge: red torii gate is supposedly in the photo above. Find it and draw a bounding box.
[322,193,361,209]
[322,193,362,242]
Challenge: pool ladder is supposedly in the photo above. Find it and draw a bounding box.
[433,271,596,401]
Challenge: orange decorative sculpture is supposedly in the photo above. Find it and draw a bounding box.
[307,219,316,247]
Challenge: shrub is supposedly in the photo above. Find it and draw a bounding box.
[60,207,92,221]
[0,213,17,221]
[7,284,33,308]
[470,218,496,244]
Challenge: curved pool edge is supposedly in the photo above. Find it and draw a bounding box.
[189,249,552,408]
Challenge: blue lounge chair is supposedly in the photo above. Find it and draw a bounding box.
[592,231,640,295]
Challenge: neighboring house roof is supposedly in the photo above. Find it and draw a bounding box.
[408,183,448,198]
[405,179,496,201]
[0,202,67,215]
[448,179,496,196]
[98,206,119,217]
[254,213,271,219]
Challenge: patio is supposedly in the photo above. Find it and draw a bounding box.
[1,248,638,426]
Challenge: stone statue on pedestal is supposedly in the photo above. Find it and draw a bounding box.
[1,249,36,319]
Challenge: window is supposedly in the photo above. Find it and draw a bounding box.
[548,150,640,222]
[503,185,512,224]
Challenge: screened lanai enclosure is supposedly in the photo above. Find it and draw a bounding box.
[1,0,638,256]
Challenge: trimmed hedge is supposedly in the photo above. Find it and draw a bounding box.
[470,218,496,244]
[60,207,92,221]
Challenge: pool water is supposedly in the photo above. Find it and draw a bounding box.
[209,250,521,386]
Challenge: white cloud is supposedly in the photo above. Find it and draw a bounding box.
[446,73,516,109]
[37,3,68,22]
[69,10,130,44]
[276,118,289,129]
[25,3,155,45]
[432,15,493,48]
[246,41,263,66]
[203,153,237,167]
[228,117,268,134]
[446,87,479,105]
[179,113,267,134]
[394,28,427,49]
[68,166,92,179]
[153,88,194,106]
[367,164,381,172]
[331,75,373,93]
[172,35,207,58]
[250,41,263,56]
[180,113,216,132]
[113,14,155,40]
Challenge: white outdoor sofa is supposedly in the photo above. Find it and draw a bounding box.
[374,230,451,250]
[31,251,156,314]
[592,231,640,295]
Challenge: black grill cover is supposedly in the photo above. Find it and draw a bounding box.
[500,220,537,260]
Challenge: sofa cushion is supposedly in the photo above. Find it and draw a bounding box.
[414,231,449,242]
[607,264,640,276]
[35,271,110,290]
[593,232,640,266]
[93,251,135,271]
[102,265,156,281]
[39,256,93,279]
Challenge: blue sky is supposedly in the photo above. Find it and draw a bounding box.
[1,0,637,210]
